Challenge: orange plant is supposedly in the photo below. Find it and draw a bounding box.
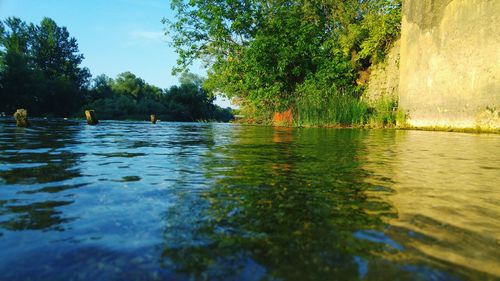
[272,108,293,126]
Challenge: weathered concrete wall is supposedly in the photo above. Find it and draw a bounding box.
[364,40,400,105]
[399,0,500,130]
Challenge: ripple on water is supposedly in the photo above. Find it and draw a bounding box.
[0,119,499,280]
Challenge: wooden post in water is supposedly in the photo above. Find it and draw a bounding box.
[13,109,29,127]
[150,114,157,124]
[85,110,99,125]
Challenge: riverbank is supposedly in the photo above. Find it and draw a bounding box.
[396,125,500,135]
[232,117,500,134]
[4,115,498,134]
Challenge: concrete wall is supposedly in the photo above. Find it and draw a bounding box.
[399,0,500,130]
[364,40,400,105]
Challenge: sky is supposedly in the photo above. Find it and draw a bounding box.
[0,0,232,107]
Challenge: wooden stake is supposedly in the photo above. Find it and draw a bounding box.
[150,114,157,124]
[85,110,99,125]
[14,109,29,127]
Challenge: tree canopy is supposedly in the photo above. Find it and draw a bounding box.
[166,0,401,123]
[0,17,233,122]
[84,72,233,122]
[0,17,90,117]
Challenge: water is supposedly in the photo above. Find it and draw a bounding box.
[0,119,499,281]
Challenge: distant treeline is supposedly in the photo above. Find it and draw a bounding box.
[0,17,233,122]
[85,72,233,122]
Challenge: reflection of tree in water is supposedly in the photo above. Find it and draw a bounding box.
[0,119,83,231]
[0,201,73,231]
[161,127,401,280]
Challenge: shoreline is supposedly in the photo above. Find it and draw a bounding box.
[2,117,498,134]
[232,119,500,134]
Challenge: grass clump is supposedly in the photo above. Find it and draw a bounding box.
[294,94,368,127]
[363,98,406,128]
[293,96,408,128]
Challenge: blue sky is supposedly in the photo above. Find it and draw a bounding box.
[0,0,232,107]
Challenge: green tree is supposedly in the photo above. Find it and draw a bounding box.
[0,17,90,116]
[165,72,216,121]
[82,71,232,122]
[112,71,147,101]
[167,0,401,124]
[29,17,90,116]
[0,18,38,114]
[86,74,114,103]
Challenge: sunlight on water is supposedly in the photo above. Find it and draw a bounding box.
[0,119,499,280]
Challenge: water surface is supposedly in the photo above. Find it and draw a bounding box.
[0,119,499,280]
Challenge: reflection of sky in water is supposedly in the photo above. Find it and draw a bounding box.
[354,230,404,251]
[0,118,499,280]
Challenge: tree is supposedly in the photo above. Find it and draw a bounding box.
[0,16,233,121]
[0,17,90,116]
[86,74,114,103]
[29,17,90,116]
[82,71,233,122]
[165,73,215,121]
[166,0,401,123]
[112,72,147,101]
[0,18,36,114]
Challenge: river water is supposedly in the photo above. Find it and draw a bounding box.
[0,119,499,281]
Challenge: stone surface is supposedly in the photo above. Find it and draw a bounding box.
[363,40,401,105]
[398,0,500,130]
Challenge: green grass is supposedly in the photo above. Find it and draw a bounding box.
[364,98,412,129]
[367,99,398,128]
[293,95,408,128]
[294,94,368,127]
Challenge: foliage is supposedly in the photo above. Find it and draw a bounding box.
[295,95,368,127]
[367,98,398,128]
[0,17,90,117]
[85,74,114,102]
[167,0,402,125]
[83,72,234,122]
[0,17,233,122]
